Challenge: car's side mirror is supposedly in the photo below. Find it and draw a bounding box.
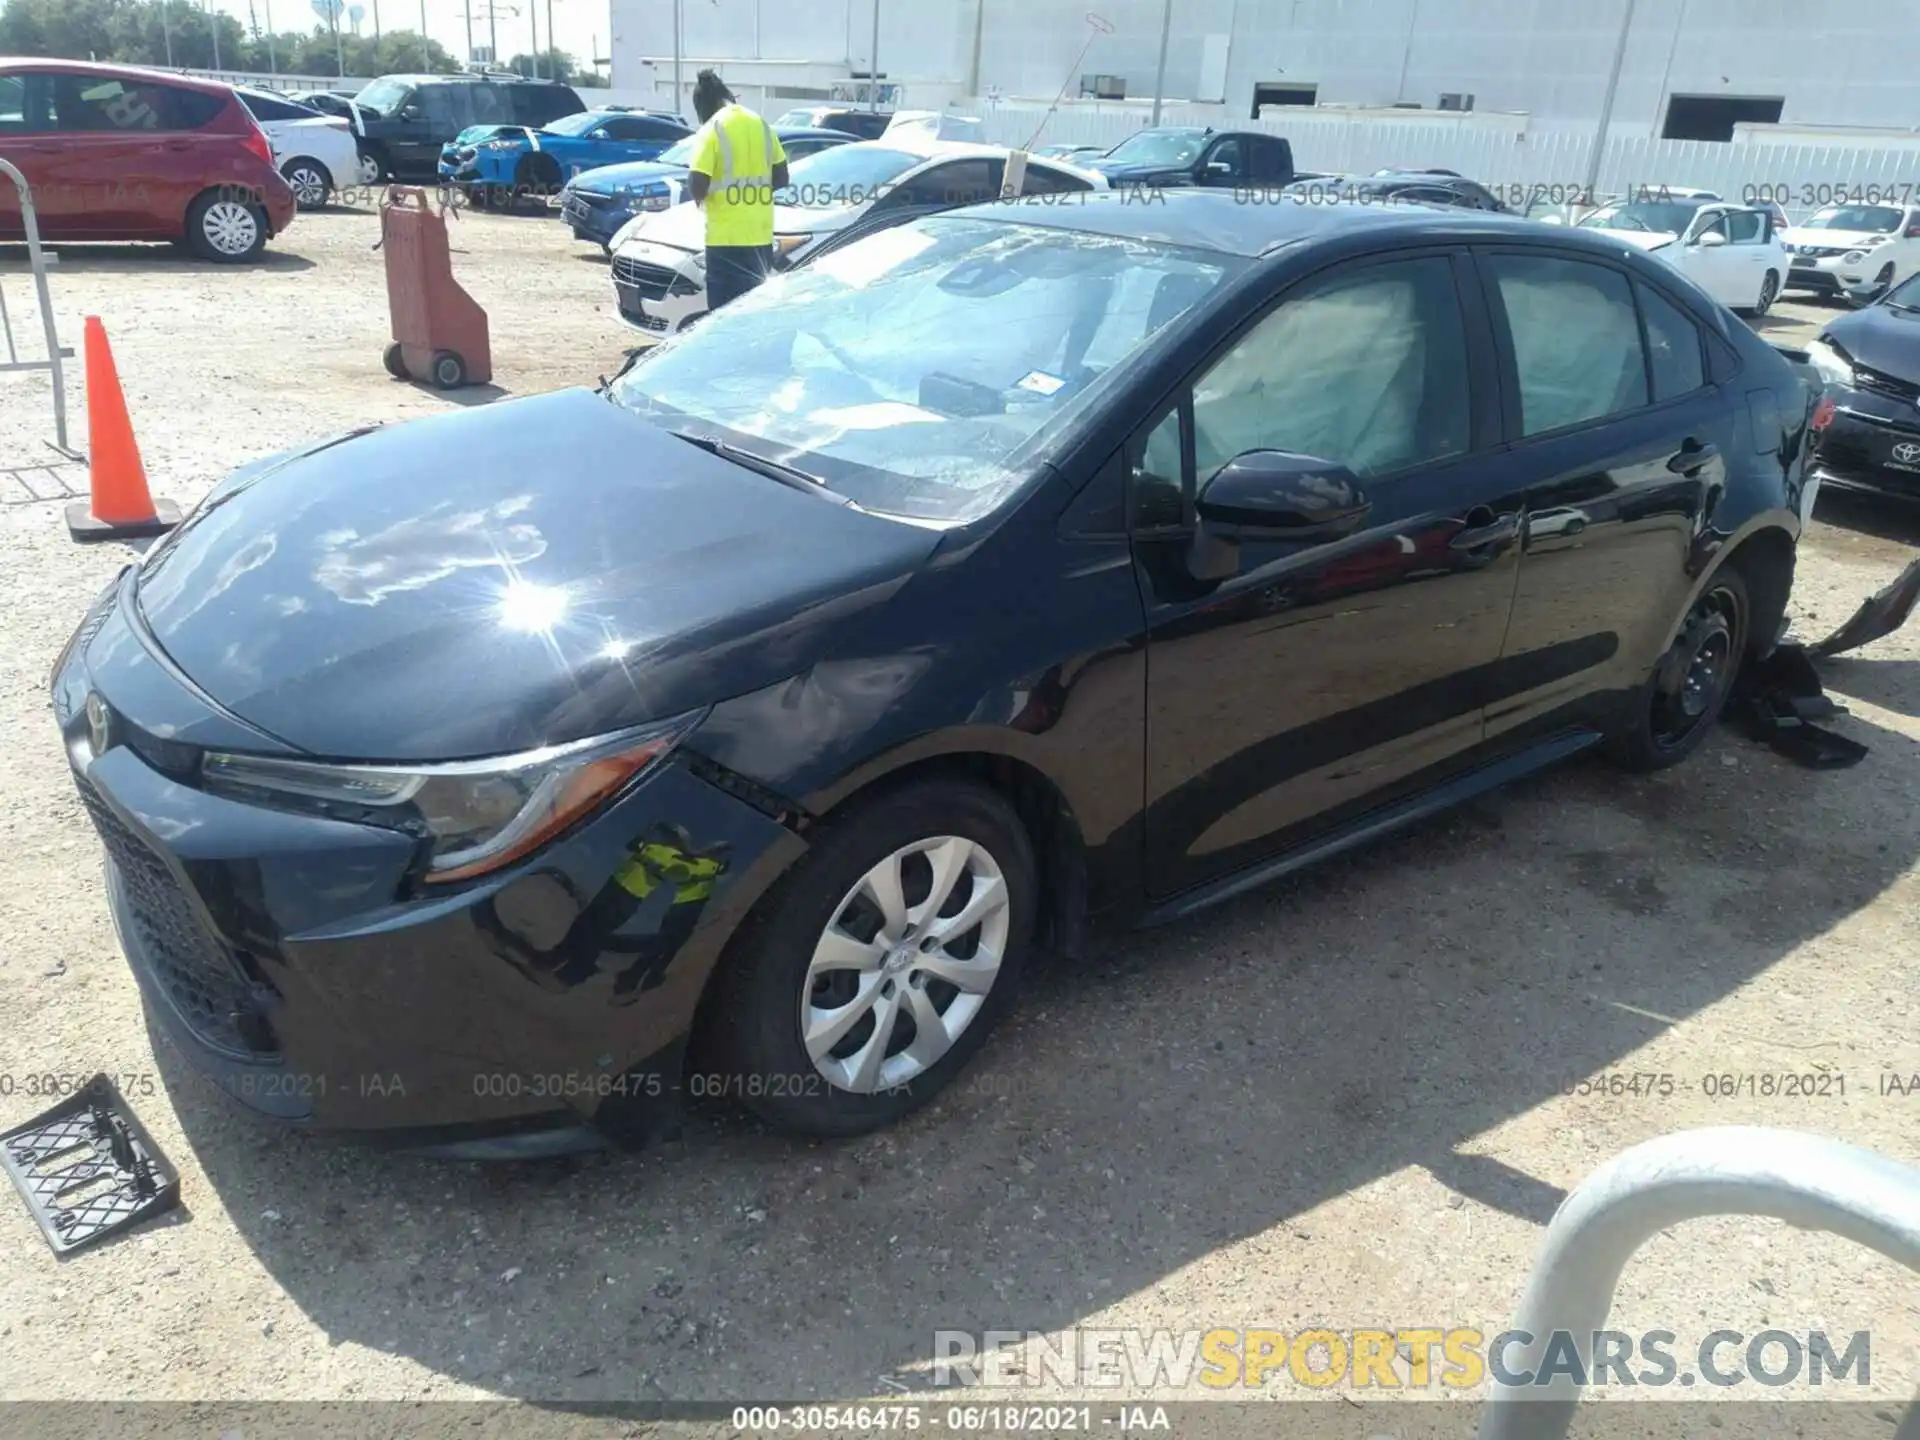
[1189,450,1371,579]
[1692,229,1728,248]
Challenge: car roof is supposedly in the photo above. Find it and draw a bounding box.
[0,57,231,96]
[956,187,1591,257]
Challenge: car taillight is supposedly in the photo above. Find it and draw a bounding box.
[1812,395,1837,432]
[241,124,274,165]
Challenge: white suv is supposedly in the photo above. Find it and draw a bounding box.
[1781,202,1920,306]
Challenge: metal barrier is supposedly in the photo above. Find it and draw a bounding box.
[1478,1127,1920,1440]
[0,156,80,460]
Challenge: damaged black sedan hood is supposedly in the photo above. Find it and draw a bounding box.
[132,389,940,761]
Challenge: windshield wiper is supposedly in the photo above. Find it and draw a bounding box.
[669,430,853,505]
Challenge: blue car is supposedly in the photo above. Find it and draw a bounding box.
[556,126,859,250]
[442,109,691,208]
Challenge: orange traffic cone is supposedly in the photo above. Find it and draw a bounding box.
[66,316,179,542]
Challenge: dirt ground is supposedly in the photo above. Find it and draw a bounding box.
[1,207,1919,1418]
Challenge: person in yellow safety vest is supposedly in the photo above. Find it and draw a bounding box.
[685,69,790,312]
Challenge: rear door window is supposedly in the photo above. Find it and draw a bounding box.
[469,84,514,125]
[1484,252,1650,436]
[1725,208,1765,244]
[418,85,470,129]
[888,159,1003,210]
[242,92,317,122]
[1246,135,1290,183]
[513,86,578,125]
[49,75,221,132]
[1017,162,1093,195]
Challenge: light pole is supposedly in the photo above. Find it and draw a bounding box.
[208,0,222,69]
[265,0,277,73]
[421,0,430,68]
[672,0,682,119]
[1150,0,1173,125]
[547,0,556,82]
[161,0,175,66]
[530,0,539,78]
[868,0,880,111]
[1584,0,1638,198]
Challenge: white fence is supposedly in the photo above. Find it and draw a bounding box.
[979,101,1920,222]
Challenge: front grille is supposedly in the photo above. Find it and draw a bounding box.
[78,780,272,1058]
[1853,364,1920,404]
[1794,244,1849,259]
[613,256,682,301]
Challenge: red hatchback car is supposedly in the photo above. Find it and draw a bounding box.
[0,59,296,262]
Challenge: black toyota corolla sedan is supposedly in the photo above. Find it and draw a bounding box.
[1804,270,1920,501]
[53,193,1817,1158]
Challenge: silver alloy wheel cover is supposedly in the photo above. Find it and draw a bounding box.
[357,152,380,185]
[288,164,326,205]
[203,201,259,255]
[802,836,1010,1094]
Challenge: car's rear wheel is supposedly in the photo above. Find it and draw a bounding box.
[355,147,385,188]
[281,157,331,210]
[1751,269,1779,316]
[1607,566,1750,772]
[184,190,268,263]
[715,778,1037,1137]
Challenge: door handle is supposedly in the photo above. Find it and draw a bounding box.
[1667,440,1720,475]
[1450,508,1520,551]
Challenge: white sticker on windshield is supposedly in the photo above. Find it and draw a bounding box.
[811,226,938,289]
[1016,370,1066,397]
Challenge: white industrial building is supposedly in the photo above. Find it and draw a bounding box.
[610,0,1920,138]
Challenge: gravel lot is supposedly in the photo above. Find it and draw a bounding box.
[1,208,1919,1415]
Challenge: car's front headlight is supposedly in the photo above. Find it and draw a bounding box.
[201,712,704,884]
[483,139,520,151]
[1806,338,1856,388]
[629,188,671,212]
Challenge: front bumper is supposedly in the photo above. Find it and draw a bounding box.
[1810,384,1920,499]
[610,240,708,336]
[1786,252,1888,298]
[53,575,803,1155]
[562,193,647,246]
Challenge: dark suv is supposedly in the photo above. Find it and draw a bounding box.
[1079,126,1294,190]
[349,73,584,184]
[773,105,894,140]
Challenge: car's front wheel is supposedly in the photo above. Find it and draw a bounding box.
[716,778,1037,1137]
[355,147,385,188]
[1607,566,1750,772]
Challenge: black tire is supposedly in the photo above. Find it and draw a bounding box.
[281,157,331,210]
[1607,565,1751,773]
[184,189,268,263]
[428,350,467,389]
[354,146,386,189]
[1751,269,1779,317]
[714,778,1039,1137]
[382,342,408,380]
[512,155,562,211]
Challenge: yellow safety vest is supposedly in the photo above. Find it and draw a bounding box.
[689,103,787,248]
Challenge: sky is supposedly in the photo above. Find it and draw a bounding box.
[203,0,613,68]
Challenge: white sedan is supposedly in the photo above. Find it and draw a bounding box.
[608,140,1107,338]
[234,87,361,209]
[1576,194,1787,316]
[1780,202,1920,306]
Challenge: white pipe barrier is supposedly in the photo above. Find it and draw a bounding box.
[0,156,80,460]
[1478,1127,1920,1440]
